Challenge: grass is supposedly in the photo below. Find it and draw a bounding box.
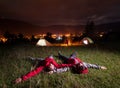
[0,43,120,88]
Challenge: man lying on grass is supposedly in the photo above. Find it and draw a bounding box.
[57,51,107,74]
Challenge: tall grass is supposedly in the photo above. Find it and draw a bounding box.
[0,43,120,88]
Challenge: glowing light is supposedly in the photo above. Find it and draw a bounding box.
[51,34,57,39]
[65,34,70,37]
[0,38,7,43]
[83,40,88,45]
[100,34,103,37]
[56,36,62,40]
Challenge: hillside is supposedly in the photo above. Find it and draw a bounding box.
[0,18,120,35]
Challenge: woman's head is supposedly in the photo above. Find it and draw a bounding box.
[49,63,55,71]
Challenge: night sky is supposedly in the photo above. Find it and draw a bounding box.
[0,0,120,35]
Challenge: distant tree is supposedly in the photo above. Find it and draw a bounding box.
[18,33,24,39]
[30,35,37,43]
[3,31,11,39]
[45,32,55,43]
[62,35,67,43]
[84,20,95,38]
[3,31,17,43]
[16,33,27,43]
[31,35,35,40]
[46,32,52,38]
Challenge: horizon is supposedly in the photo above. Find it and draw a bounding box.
[0,18,120,36]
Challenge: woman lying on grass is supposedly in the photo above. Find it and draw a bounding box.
[14,55,72,84]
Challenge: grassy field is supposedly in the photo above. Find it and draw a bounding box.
[0,43,120,88]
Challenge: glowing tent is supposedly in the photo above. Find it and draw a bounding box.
[36,39,52,46]
[82,37,94,45]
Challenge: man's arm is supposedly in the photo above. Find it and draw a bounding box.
[28,56,44,61]
[83,62,107,70]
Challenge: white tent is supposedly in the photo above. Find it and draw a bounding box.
[36,39,52,46]
[82,37,94,45]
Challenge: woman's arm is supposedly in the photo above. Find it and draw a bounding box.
[15,66,45,84]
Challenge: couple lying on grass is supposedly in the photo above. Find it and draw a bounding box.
[15,52,107,84]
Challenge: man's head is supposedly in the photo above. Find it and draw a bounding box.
[72,63,88,74]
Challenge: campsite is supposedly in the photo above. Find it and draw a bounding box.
[0,0,120,87]
[36,37,94,46]
[0,41,120,88]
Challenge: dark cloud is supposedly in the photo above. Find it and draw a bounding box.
[0,0,120,25]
